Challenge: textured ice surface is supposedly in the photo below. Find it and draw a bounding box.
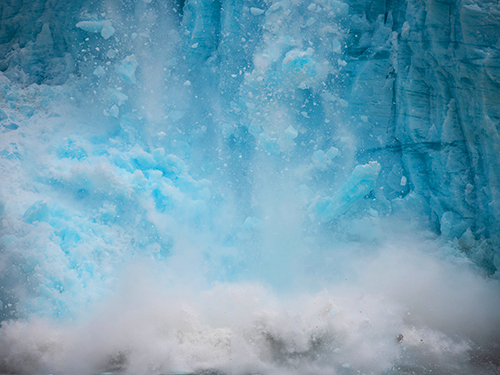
[0,0,500,373]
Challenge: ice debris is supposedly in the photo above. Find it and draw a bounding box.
[250,7,265,16]
[285,125,298,139]
[107,89,128,106]
[309,161,381,222]
[93,66,105,77]
[242,216,262,230]
[116,55,138,84]
[109,105,119,118]
[312,147,339,170]
[76,20,115,40]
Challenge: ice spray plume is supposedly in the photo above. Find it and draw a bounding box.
[0,0,499,374]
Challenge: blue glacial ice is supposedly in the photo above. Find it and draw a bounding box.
[309,161,381,222]
[0,0,500,373]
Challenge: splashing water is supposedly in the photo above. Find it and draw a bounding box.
[0,0,499,374]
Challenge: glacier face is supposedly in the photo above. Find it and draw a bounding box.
[0,0,500,373]
[341,0,500,272]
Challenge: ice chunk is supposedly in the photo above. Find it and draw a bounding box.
[326,147,339,159]
[109,105,119,118]
[23,201,50,224]
[331,1,349,16]
[106,49,117,59]
[259,133,280,155]
[309,161,381,222]
[250,7,265,15]
[20,105,34,117]
[6,91,18,102]
[129,147,156,170]
[0,109,7,121]
[312,150,328,166]
[76,21,106,33]
[93,66,105,77]
[332,38,342,53]
[76,20,115,40]
[116,55,138,84]
[106,89,128,106]
[242,216,262,229]
[305,17,316,27]
[285,125,298,139]
[101,22,115,39]
[4,123,18,130]
[312,147,339,170]
[57,227,82,250]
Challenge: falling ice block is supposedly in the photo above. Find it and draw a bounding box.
[285,125,298,139]
[309,161,381,222]
[76,20,115,40]
[116,55,139,84]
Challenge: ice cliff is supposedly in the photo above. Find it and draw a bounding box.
[2,0,495,272]
[346,0,500,272]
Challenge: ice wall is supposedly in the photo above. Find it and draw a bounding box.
[397,0,500,272]
[336,0,500,272]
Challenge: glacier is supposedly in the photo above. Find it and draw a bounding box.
[0,0,500,373]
